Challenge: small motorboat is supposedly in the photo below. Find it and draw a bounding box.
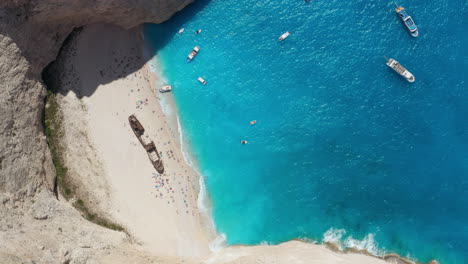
[279,31,290,41]
[178,28,185,34]
[195,29,202,34]
[197,77,207,85]
[250,120,257,125]
[240,140,248,144]
[187,46,200,62]
[159,85,172,93]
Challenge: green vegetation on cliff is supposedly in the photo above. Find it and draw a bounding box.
[44,90,72,199]
[44,90,124,232]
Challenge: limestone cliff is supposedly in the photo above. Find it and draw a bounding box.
[0,1,193,263]
[0,0,192,197]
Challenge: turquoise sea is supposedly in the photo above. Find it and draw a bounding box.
[145,0,467,263]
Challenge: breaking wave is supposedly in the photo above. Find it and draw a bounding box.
[322,228,385,256]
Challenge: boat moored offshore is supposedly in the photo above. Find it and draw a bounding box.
[197,77,207,85]
[187,46,200,62]
[278,31,290,41]
[395,4,419,37]
[385,57,415,82]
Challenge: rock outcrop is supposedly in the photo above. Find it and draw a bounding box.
[0,0,192,197]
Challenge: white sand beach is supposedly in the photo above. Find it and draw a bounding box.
[57,24,213,258]
[55,24,403,264]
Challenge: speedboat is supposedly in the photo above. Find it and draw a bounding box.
[395,4,419,37]
[159,85,172,93]
[197,77,207,85]
[385,57,415,82]
[178,28,185,34]
[187,46,200,62]
[279,31,290,41]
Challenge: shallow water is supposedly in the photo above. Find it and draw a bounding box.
[145,0,468,263]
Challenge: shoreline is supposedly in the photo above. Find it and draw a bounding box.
[142,37,222,251]
[51,23,434,264]
[144,55,224,253]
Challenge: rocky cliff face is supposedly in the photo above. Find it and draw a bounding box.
[0,1,193,263]
[0,0,192,198]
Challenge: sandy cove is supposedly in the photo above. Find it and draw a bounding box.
[54,24,400,264]
[55,24,213,258]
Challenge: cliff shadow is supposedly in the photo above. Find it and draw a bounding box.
[42,23,153,98]
[144,0,211,55]
[42,0,211,98]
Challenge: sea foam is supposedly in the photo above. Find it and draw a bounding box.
[322,228,384,256]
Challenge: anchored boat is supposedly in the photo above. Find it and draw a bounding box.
[385,57,415,82]
[159,85,172,93]
[187,46,200,62]
[197,77,207,85]
[279,31,290,41]
[395,4,419,37]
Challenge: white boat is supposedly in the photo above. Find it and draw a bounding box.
[385,57,415,83]
[187,46,200,62]
[178,28,185,34]
[395,4,419,37]
[279,31,290,41]
[159,85,172,93]
[197,77,207,85]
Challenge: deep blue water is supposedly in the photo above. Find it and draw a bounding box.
[144,0,468,263]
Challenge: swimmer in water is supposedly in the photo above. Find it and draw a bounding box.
[241,140,248,144]
[195,29,202,34]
